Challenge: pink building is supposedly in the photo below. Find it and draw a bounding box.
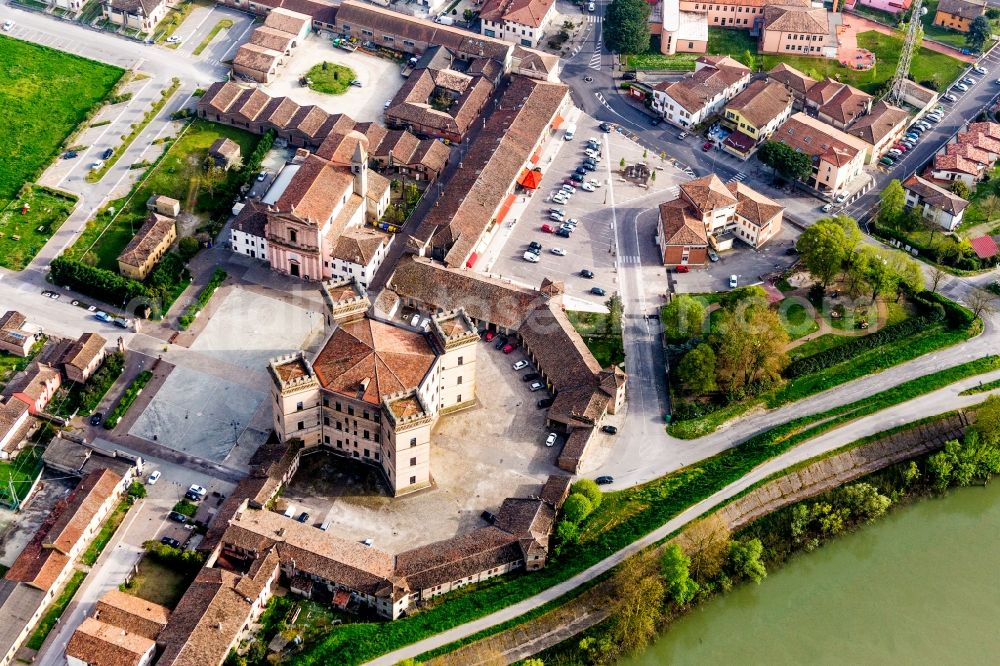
[849,0,912,14]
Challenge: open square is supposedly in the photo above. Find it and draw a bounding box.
[280,341,562,552]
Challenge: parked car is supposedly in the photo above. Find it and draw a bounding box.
[954,83,969,92]
[166,36,181,44]
[549,211,565,221]
[3,20,14,31]
[584,149,600,159]
[556,228,571,238]
[974,65,987,75]
[551,247,566,256]
[880,156,895,167]
[595,476,614,485]
[528,240,542,252]
[599,122,613,132]
[188,484,207,498]
[541,224,555,233]
[580,269,594,278]
[161,537,181,547]
[297,512,310,523]
[822,203,834,213]
[257,171,267,181]
[494,335,509,349]
[90,160,104,171]
[888,149,902,157]
[523,251,540,263]
[707,249,719,262]
[702,141,713,152]
[502,343,516,354]
[481,510,497,524]
[570,173,584,183]
[89,412,103,426]
[147,470,161,485]
[962,76,976,85]
[512,360,529,371]
[581,182,596,192]
[943,93,958,102]
[678,131,688,139]
[553,194,569,204]
[729,274,738,288]
[835,193,848,203]
[101,148,113,160]
[587,178,602,188]
[185,490,202,501]
[581,162,596,172]
[559,224,574,234]
[523,372,541,382]
[561,183,576,194]
[94,311,113,323]
[675,265,689,273]
[536,397,554,408]
[590,287,606,296]
[483,330,495,342]
[168,511,188,523]
[544,432,557,447]
[528,381,544,392]
[575,166,587,175]
[601,425,618,435]
[63,150,77,159]
[549,207,565,217]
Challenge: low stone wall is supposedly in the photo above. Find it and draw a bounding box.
[717,412,969,532]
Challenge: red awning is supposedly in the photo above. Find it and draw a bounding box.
[466,252,478,268]
[495,193,517,224]
[518,169,543,189]
[551,114,564,130]
[530,147,542,165]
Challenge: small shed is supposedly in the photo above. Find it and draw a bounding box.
[145,194,180,217]
[208,138,242,170]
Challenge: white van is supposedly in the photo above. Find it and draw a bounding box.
[283,504,296,518]
[563,124,576,141]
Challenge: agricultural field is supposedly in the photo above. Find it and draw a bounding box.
[0,36,123,202]
[0,187,76,270]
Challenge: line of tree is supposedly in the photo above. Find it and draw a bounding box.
[50,256,150,307]
[757,141,812,184]
[603,0,651,54]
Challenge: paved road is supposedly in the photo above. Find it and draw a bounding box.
[367,359,1000,665]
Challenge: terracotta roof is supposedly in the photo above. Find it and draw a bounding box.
[45,468,122,554]
[108,0,163,16]
[94,589,170,640]
[657,57,750,114]
[762,4,829,33]
[773,113,865,168]
[479,0,554,28]
[936,0,985,20]
[970,235,998,258]
[946,142,992,165]
[519,301,604,393]
[274,154,353,224]
[233,43,281,76]
[289,105,332,139]
[232,200,268,238]
[386,68,493,137]
[556,426,594,470]
[395,526,522,591]
[4,361,60,403]
[331,229,390,266]
[249,26,296,53]
[117,213,175,269]
[512,45,560,78]
[198,82,244,115]
[808,79,872,126]
[902,174,969,216]
[261,95,301,127]
[966,121,1000,141]
[682,173,738,211]
[233,88,272,124]
[413,76,568,266]
[334,0,512,61]
[658,199,708,246]
[956,130,1000,155]
[66,617,154,666]
[725,79,792,128]
[767,62,817,95]
[60,333,107,374]
[0,397,30,446]
[846,100,908,145]
[262,6,311,34]
[728,181,784,228]
[539,474,572,508]
[312,317,435,404]
[933,152,982,175]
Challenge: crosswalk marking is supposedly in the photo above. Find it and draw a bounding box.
[727,172,746,183]
[619,255,640,265]
[587,15,602,23]
[589,53,602,70]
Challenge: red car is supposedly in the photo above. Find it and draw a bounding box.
[541,224,554,233]
[893,144,909,152]
[502,343,516,354]
[484,331,495,342]
[702,141,713,152]
[675,265,690,273]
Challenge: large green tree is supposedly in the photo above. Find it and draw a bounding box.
[757,141,812,183]
[661,544,699,605]
[661,294,706,342]
[604,0,651,54]
[878,179,906,227]
[728,538,767,583]
[562,493,593,524]
[967,15,991,51]
[797,219,848,290]
[714,302,789,392]
[605,293,624,334]
[676,343,717,395]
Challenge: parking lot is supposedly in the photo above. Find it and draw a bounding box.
[262,35,405,122]
[489,116,686,307]
[280,337,562,553]
[671,224,801,294]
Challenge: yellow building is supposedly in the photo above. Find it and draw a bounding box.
[721,79,794,159]
[932,0,986,33]
[117,212,177,281]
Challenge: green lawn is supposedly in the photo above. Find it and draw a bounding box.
[306,63,357,95]
[919,0,1000,50]
[626,28,757,71]
[0,447,43,508]
[125,557,190,608]
[0,187,76,270]
[961,166,1000,229]
[192,19,233,56]
[26,570,87,650]
[566,311,625,368]
[67,120,259,270]
[81,498,130,565]
[0,36,123,202]
[778,300,819,341]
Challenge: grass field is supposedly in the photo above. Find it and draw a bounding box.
[306,63,357,95]
[0,446,43,507]
[192,19,233,56]
[566,310,625,368]
[625,29,756,71]
[67,120,259,270]
[127,558,190,608]
[0,36,123,202]
[0,187,76,270]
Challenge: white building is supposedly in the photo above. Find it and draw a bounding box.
[652,55,751,128]
[479,0,556,48]
[902,174,969,231]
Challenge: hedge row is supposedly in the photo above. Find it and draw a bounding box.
[873,223,984,271]
[911,290,974,330]
[103,370,152,429]
[784,316,932,378]
[50,256,149,306]
[178,268,227,330]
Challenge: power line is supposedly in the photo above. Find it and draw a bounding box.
[886,0,925,107]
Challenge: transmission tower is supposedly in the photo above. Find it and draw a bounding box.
[886,0,925,106]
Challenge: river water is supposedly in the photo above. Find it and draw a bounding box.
[624,482,1000,666]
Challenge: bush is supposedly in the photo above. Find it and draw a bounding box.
[104,370,152,429]
[127,481,147,499]
[177,236,200,260]
[562,493,593,524]
[570,479,603,511]
[172,498,197,517]
[143,541,205,575]
[784,316,931,377]
[912,290,974,329]
[50,256,150,308]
